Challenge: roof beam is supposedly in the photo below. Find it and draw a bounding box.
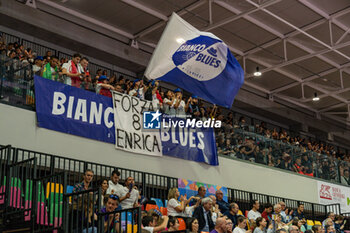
[134,1,206,39]
[243,6,350,57]
[246,0,350,62]
[121,0,168,21]
[37,0,134,39]
[246,40,350,78]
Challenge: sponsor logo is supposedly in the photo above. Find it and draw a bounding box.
[143,110,161,129]
[319,184,332,200]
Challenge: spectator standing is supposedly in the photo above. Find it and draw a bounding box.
[119,176,139,209]
[340,169,349,185]
[96,75,114,97]
[106,170,124,196]
[73,169,94,193]
[62,53,82,87]
[41,55,59,81]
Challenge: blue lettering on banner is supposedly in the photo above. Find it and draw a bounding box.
[35,76,218,165]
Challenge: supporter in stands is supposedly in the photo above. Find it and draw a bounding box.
[163,90,176,115]
[322,213,335,228]
[129,79,146,100]
[142,215,169,233]
[193,197,215,232]
[32,56,43,76]
[292,204,305,221]
[41,55,59,81]
[311,225,322,233]
[119,176,139,209]
[334,215,345,233]
[187,95,201,119]
[73,169,94,193]
[279,201,292,223]
[224,203,240,228]
[106,170,123,196]
[274,204,285,222]
[186,217,199,233]
[100,194,120,233]
[167,187,194,217]
[254,217,273,233]
[167,216,180,232]
[77,193,98,233]
[325,224,335,233]
[209,195,222,223]
[261,203,273,222]
[248,200,261,223]
[288,225,299,233]
[172,88,187,117]
[62,53,82,87]
[275,214,288,231]
[210,217,227,233]
[78,57,92,90]
[98,178,109,207]
[340,169,349,185]
[233,216,251,233]
[216,190,230,213]
[95,75,115,97]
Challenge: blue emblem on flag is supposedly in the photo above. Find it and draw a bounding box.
[143,110,162,129]
[145,13,244,108]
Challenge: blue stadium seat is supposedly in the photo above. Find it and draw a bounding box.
[151,198,164,208]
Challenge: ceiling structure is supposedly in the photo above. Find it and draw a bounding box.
[30,0,350,126]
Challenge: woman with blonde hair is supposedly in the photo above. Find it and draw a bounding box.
[167,187,196,217]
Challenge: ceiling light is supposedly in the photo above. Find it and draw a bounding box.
[254,67,262,77]
[176,38,185,44]
[312,92,320,102]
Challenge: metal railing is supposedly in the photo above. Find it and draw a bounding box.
[218,128,350,186]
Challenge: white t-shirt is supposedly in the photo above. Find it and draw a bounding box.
[106,180,124,197]
[120,187,139,209]
[167,198,185,217]
[233,227,246,233]
[143,226,154,233]
[247,209,261,220]
[129,87,144,100]
[163,98,175,116]
[175,99,186,117]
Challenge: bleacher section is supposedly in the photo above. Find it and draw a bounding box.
[0,144,347,232]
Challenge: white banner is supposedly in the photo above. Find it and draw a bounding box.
[317,180,350,213]
[112,92,162,156]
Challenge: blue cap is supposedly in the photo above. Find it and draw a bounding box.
[98,75,108,81]
[35,56,44,61]
[174,88,182,93]
[151,80,155,86]
[133,79,141,84]
[191,95,198,99]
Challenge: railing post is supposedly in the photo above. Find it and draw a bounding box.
[142,172,147,199]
